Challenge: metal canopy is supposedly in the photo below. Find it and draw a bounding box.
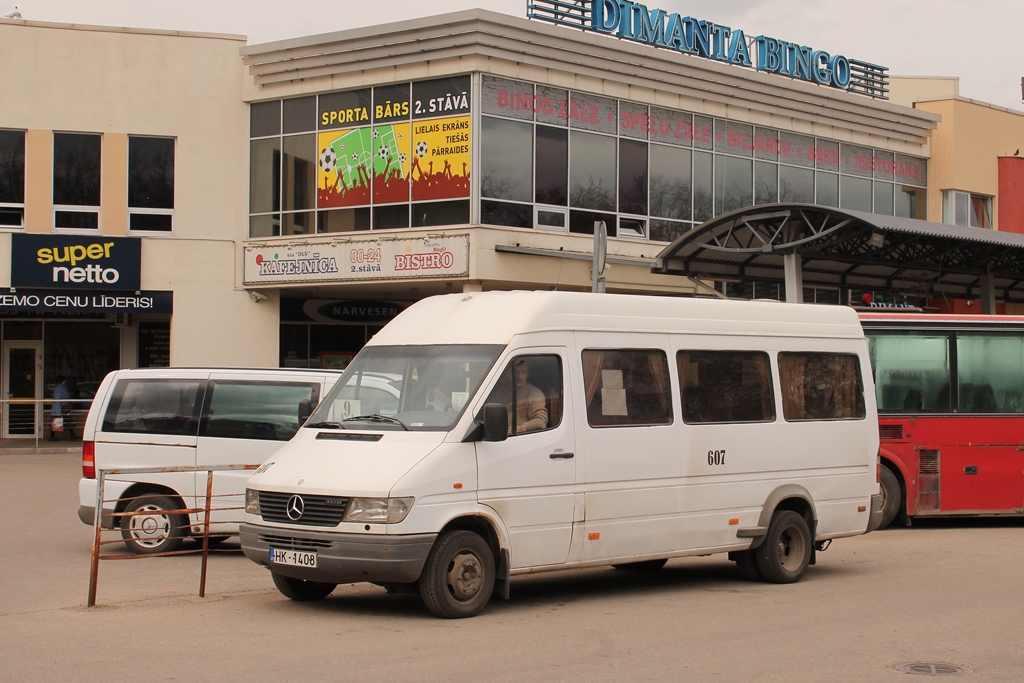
[653,204,1024,310]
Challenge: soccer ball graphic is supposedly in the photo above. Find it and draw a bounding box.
[319,146,337,172]
[415,140,428,158]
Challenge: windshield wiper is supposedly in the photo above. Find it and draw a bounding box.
[305,421,346,429]
[342,414,410,431]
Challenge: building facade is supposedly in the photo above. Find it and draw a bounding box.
[0,19,275,437]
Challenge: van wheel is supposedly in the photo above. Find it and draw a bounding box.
[120,495,187,555]
[611,559,668,571]
[419,530,495,619]
[754,510,811,583]
[733,550,763,581]
[271,572,336,601]
[879,466,902,530]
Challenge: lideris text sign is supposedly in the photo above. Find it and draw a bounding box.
[528,1,889,99]
[11,234,141,290]
[244,234,470,286]
[0,289,172,314]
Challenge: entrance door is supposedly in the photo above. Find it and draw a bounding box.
[3,343,43,438]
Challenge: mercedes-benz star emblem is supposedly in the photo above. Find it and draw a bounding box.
[286,495,304,521]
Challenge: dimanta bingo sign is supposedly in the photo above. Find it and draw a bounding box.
[528,0,889,99]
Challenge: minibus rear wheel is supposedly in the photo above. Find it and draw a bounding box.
[420,530,495,618]
[271,572,337,601]
[879,466,902,530]
[120,495,187,555]
[754,510,811,583]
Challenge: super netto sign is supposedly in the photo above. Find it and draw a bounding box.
[528,1,889,99]
[11,234,141,290]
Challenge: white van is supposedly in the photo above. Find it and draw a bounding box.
[240,292,882,618]
[78,367,342,553]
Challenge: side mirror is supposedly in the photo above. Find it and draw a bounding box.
[298,399,313,425]
[482,402,508,442]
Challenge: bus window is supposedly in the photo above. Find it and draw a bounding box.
[956,333,1024,414]
[677,350,775,424]
[778,352,866,421]
[866,332,951,414]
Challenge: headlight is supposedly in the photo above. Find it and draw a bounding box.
[343,497,414,524]
[245,489,260,515]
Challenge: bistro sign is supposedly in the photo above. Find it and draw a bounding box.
[244,234,470,286]
[528,1,889,99]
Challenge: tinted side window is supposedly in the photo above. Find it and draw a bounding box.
[678,350,774,424]
[199,381,320,441]
[956,333,1024,414]
[102,379,204,436]
[485,354,562,435]
[866,332,951,414]
[582,349,672,427]
[778,353,866,421]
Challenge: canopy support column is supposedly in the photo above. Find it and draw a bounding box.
[980,272,996,314]
[784,252,804,303]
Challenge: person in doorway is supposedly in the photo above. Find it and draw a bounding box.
[50,375,75,441]
[489,359,548,434]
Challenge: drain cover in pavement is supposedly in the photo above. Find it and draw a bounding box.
[894,662,969,676]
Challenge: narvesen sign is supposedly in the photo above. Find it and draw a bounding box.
[11,234,141,290]
[528,1,888,98]
[244,234,470,286]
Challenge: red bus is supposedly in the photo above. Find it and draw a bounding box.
[861,312,1024,528]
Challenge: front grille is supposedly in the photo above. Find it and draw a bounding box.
[257,533,332,550]
[258,491,350,526]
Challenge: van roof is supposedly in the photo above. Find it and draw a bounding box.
[107,367,345,376]
[369,291,865,346]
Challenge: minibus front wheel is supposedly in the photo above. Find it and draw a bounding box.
[420,530,496,618]
[754,510,811,583]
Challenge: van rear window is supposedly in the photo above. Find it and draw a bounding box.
[778,352,866,421]
[102,379,204,436]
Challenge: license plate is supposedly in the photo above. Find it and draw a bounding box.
[269,548,318,568]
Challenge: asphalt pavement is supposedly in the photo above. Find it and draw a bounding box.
[2,450,1023,682]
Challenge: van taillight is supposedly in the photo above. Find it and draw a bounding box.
[82,441,95,479]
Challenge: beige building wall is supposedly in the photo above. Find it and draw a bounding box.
[0,19,279,367]
[890,76,1024,229]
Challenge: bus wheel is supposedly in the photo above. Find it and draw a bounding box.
[755,510,811,583]
[733,550,763,581]
[271,572,336,601]
[420,530,495,618]
[120,495,187,555]
[879,466,902,530]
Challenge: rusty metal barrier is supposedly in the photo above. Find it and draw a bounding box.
[88,464,257,607]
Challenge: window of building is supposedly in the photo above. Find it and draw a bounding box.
[570,130,616,212]
[678,350,774,423]
[0,129,25,228]
[485,354,563,434]
[582,349,672,427]
[943,190,992,229]
[128,136,175,232]
[53,132,101,230]
[778,352,866,421]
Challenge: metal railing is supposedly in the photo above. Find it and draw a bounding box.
[0,397,92,444]
[87,463,257,607]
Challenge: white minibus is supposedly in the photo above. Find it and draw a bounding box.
[78,367,342,553]
[240,291,882,617]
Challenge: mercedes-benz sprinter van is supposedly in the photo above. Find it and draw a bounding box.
[241,291,882,617]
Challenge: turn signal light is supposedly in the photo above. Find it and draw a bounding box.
[82,441,95,479]
[588,532,600,540]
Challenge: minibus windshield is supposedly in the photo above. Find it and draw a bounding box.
[307,344,504,431]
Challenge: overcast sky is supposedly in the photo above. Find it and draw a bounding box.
[8,0,1023,111]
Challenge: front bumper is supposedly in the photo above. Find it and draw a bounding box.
[866,493,884,532]
[240,523,437,585]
